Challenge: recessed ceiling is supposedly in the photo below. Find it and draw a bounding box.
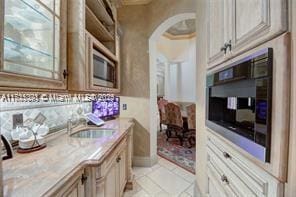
[120,0,152,5]
[164,19,196,40]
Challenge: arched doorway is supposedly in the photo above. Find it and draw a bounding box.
[149,13,196,166]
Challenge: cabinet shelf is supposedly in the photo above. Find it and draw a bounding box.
[85,5,114,42]
[86,0,114,26]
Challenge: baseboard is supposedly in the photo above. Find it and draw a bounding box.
[132,155,158,167]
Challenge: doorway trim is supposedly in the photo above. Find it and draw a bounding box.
[148,13,196,164]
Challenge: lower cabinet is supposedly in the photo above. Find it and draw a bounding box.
[51,128,134,197]
[104,147,127,197]
[206,132,284,197]
[50,169,85,197]
[89,131,133,197]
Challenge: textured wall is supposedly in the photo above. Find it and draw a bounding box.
[118,0,196,98]
[118,0,196,160]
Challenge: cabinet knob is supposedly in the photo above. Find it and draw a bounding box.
[225,40,232,51]
[221,175,229,184]
[81,174,88,185]
[223,152,231,159]
[116,156,121,163]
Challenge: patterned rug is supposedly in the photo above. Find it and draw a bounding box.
[157,131,196,174]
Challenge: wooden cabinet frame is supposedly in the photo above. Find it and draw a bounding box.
[0,0,68,91]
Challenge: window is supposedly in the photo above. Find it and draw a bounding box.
[3,0,61,79]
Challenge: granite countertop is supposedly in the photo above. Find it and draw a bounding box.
[3,118,134,197]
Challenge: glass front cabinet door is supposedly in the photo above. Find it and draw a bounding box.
[0,0,67,90]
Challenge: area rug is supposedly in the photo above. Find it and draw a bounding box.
[157,131,196,174]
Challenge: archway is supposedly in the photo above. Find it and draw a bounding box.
[149,13,196,165]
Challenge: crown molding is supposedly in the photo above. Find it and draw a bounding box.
[163,32,196,40]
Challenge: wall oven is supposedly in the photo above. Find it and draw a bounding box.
[93,49,116,88]
[206,48,273,162]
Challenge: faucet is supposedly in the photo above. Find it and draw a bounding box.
[67,117,87,135]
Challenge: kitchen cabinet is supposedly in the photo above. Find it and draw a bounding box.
[0,0,67,90]
[207,0,288,68]
[207,0,231,66]
[84,127,134,197]
[51,169,85,197]
[206,131,284,197]
[67,0,120,93]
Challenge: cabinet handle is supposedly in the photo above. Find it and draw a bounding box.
[223,152,231,159]
[225,40,232,51]
[221,175,229,184]
[63,69,69,79]
[116,156,121,163]
[81,174,88,185]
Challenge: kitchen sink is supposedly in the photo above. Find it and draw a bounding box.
[71,129,116,138]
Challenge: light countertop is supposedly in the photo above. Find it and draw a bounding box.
[3,118,134,197]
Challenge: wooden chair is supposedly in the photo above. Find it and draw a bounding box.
[157,98,168,131]
[186,104,196,148]
[165,103,188,146]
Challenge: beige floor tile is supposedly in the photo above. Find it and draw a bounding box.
[158,158,178,171]
[185,184,194,196]
[178,192,192,197]
[173,167,196,183]
[147,167,191,195]
[154,190,171,197]
[133,189,151,197]
[133,167,154,179]
[137,176,163,195]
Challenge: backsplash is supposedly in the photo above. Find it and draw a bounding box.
[0,101,92,140]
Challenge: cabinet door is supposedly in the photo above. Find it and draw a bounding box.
[231,0,287,54]
[0,0,67,90]
[53,171,85,197]
[207,0,230,67]
[118,149,127,195]
[104,161,117,197]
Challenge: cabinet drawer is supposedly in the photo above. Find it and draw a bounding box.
[207,133,283,197]
[207,147,255,196]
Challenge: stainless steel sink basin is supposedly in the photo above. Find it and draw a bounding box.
[71,129,116,138]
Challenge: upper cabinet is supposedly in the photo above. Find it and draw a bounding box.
[0,0,67,90]
[207,0,288,68]
[67,0,120,93]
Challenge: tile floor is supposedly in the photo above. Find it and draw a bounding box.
[124,156,196,197]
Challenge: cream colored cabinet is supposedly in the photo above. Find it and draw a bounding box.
[207,0,231,66]
[118,148,127,195]
[104,160,118,197]
[231,0,287,54]
[50,169,85,197]
[85,129,134,197]
[207,0,288,68]
[0,0,67,90]
[206,132,284,197]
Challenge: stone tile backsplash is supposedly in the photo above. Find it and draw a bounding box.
[0,102,92,140]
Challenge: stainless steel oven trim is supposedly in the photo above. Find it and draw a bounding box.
[206,120,266,162]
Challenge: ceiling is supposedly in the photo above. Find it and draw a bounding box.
[120,0,153,5]
[164,19,196,40]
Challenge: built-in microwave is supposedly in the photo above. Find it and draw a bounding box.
[93,49,116,88]
[206,48,273,163]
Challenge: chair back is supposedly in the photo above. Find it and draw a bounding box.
[158,98,168,123]
[165,103,183,128]
[186,104,196,130]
